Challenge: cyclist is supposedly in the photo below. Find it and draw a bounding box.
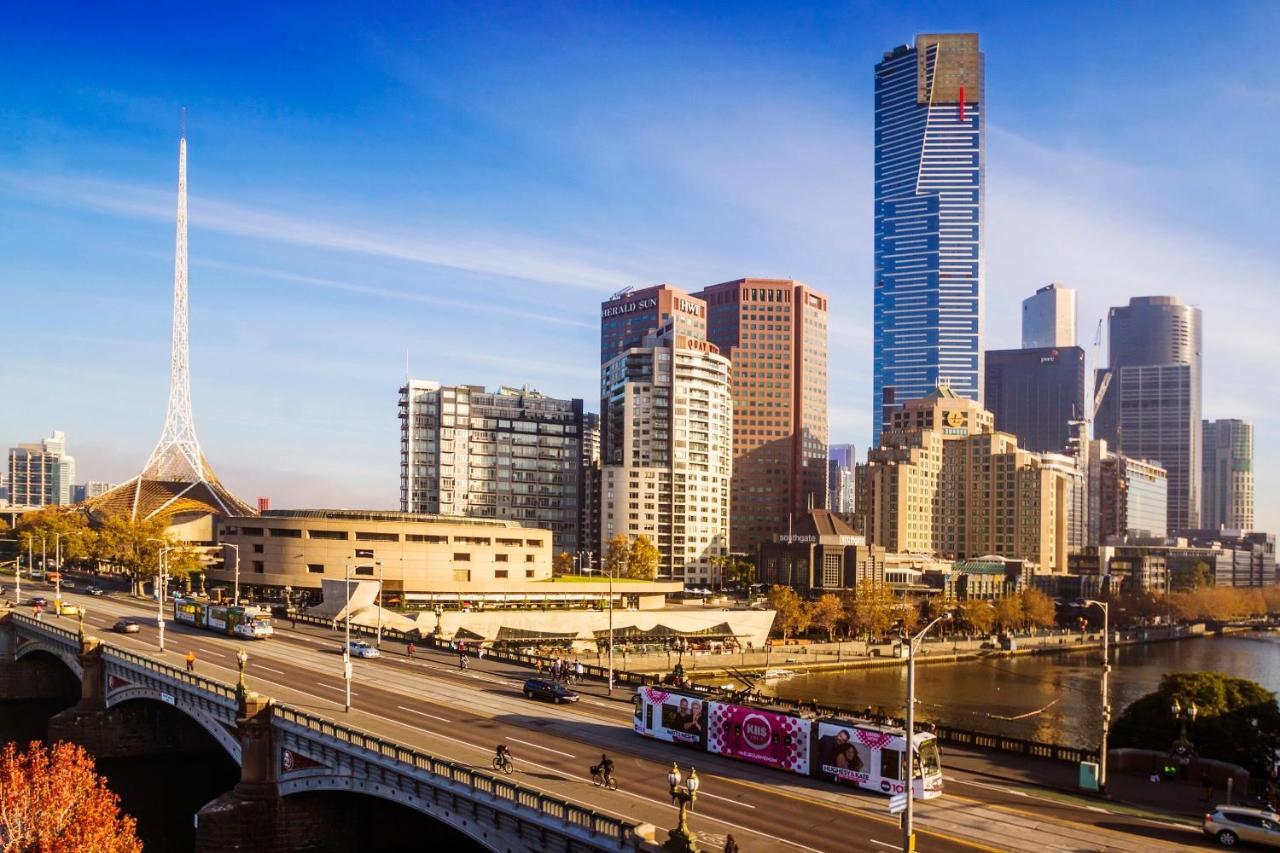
[590,753,615,786]
[494,743,512,770]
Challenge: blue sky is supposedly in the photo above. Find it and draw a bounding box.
[2,2,1277,531]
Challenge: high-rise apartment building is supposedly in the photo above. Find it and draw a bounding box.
[599,322,732,585]
[984,346,1086,454]
[873,33,985,443]
[856,388,1070,572]
[1095,296,1202,531]
[71,481,115,503]
[1022,283,1076,349]
[7,432,76,507]
[399,383,584,554]
[828,443,856,516]
[1201,419,1254,531]
[578,413,603,570]
[696,278,828,551]
[600,284,708,365]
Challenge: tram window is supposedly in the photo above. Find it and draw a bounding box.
[880,749,902,781]
[633,695,643,720]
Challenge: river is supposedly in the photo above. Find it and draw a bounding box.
[761,633,1280,748]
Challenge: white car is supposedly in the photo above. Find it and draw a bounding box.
[342,640,380,659]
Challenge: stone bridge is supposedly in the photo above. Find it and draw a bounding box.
[1,612,654,852]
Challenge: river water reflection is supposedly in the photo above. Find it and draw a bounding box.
[763,634,1280,748]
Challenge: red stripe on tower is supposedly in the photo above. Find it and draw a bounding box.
[959,85,966,121]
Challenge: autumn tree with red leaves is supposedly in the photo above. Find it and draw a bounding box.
[0,740,141,853]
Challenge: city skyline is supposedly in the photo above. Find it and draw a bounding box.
[2,4,1278,532]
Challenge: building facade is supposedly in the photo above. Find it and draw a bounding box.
[827,443,856,516]
[984,346,1086,454]
[1022,283,1076,349]
[1095,452,1168,540]
[697,278,829,551]
[600,323,732,585]
[399,383,584,555]
[856,388,1070,572]
[1201,419,1254,532]
[6,432,75,507]
[1095,296,1202,531]
[873,33,985,443]
[600,285,707,365]
[757,509,884,595]
[577,413,602,570]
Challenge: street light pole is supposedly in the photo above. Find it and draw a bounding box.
[147,538,170,652]
[53,533,63,611]
[375,561,384,649]
[903,614,950,853]
[607,555,614,696]
[224,543,241,604]
[1083,599,1111,792]
[344,557,352,712]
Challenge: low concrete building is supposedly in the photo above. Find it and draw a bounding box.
[922,557,1029,601]
[757,509,885,595]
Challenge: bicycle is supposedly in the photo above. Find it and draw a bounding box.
[590,767,618,790]
[492,754,514,775]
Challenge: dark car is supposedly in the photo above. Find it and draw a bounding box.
[30,596,47,607]
[113,619,141,634]
[522,678,579,704]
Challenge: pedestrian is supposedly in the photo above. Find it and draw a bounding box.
[724,834,740,853]
[535,658,543,674]
[290,613,296,629]
[478,645,485,660]
[185,650,197,673]
[406,642,416,659]
[576,660,584,683]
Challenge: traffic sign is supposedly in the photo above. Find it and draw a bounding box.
[889,793,908,815]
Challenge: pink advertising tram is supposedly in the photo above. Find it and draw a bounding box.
[633,686,943,799]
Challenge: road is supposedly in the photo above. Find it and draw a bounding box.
[11,581,1213,853]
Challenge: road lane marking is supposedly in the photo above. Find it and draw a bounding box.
[396,705,451,723]
[255,665,287,676]
[870,841,894,848]
[315,682,355,696]
[507,737,575,758]
[197,647,225,657]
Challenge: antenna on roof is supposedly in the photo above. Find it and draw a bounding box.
[608,285,634,301]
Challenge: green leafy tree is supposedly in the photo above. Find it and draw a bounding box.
[626,535,661,580]
[810,593,844,641]
[15,507,94,566]
[602,534,630,580]
[1110,672,1280,777]
[90,513,171,594]
[726,557,756,590]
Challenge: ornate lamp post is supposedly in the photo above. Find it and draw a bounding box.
[236,649,249,698]
[77,607,86,643]
[1170,698,1198,778]
[665,763,700,852]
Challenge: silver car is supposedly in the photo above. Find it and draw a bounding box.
[1204,806,1280,848]
[342,640,380,659]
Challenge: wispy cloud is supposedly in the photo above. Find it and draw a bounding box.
[0,171,642,292]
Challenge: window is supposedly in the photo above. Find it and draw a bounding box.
[495,554,508,562]
[268,527,302,538]
[452,568,471,582]
[308,529,348,540]
[239,527,264,537]
[252,561,264,573]
[453,553,471,562]
[307,564,324,574]
[252,543,264,553]
[495,569,509,579]
[355,531,399,542]
[526,554,535,562]
[354,566,374,577]
[880,749,902,781]
[526,539,543,547]
[525,569,535,578]
[455,536,492,545]
[406,534,449,543]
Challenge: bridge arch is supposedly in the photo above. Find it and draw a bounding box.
[105,688,241,765]
[279,774,510,852]
[14,641,84,680]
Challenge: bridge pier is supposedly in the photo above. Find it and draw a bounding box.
[0,612,81,701]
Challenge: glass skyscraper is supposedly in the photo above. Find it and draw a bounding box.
[873,33,984,444]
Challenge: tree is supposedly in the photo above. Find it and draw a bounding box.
[810,594,844,641]
[0,740,141,852]
[1172,560,1216,592]
[552,552,576,576]
[1263,585,1280,615]
[14,506,94,566]
[767,585,806,640]
[897,595,922,635]
[1110,672,1280,777]
[993,594,1024,632]
[725,557,757,590]
[90,513,172,594]
[960,599,996,635]
[626,535,660,580]
[1021,588,1057,631]
[602,535,630,580]
[846,582,895,641]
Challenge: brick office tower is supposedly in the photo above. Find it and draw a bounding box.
[600,284,708,365]
[696,278,829,553]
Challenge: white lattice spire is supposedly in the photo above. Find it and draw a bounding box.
[141,130,206,482]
